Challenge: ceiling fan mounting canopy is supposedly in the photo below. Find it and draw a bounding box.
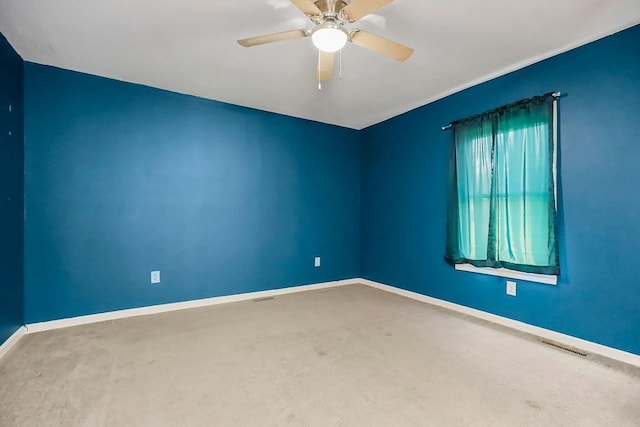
[237,0,413,83]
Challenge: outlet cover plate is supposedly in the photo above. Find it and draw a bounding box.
[314,257,321,267]
[506,281,516,296]
[151,270,160,284]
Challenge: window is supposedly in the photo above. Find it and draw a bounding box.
[445,93,559,281]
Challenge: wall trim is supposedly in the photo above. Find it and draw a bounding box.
[359,278,640,368]
[18,277,640,369]
[0,326,26,361]
[25,278,359,333]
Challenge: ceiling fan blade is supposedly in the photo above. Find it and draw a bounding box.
[350,30,413,61]
[237,29,309,47]
[341,0,393,22]
[318,50,335,81]
[290,0,322,16]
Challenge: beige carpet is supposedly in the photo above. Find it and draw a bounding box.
[1,284,639,426]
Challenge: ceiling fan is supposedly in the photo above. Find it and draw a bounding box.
[237,0,414,86]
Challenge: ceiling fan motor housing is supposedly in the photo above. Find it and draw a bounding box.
[313,1,350,17]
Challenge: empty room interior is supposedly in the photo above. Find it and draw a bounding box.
[1,1,640,425]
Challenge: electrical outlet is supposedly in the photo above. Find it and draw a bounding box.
[151,270,160,284]
[506,281,516,296]
[314,257,321,267]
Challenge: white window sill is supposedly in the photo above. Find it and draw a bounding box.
[455,263,557,285]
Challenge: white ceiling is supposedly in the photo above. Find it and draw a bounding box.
[1,0,640,129]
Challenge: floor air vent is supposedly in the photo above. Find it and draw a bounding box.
[539,339,589,357]
[253,297,275,303]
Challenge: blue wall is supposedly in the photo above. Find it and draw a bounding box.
[361,25,640,355]
[24,64,361,323]
[0,34,24,345]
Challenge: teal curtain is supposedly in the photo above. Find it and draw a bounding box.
[445,94,559,275]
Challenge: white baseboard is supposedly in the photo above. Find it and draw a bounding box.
[18,276,640,369]
[0,326,26,361]
[25,278,359,334]
[359,278,640,369]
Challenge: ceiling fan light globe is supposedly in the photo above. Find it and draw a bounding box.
[312,26,348,52]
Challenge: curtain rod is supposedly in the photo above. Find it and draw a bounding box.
[441,92,562,131]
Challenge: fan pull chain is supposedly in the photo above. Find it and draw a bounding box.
[339,48,343,79]
[318,50,322,90]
